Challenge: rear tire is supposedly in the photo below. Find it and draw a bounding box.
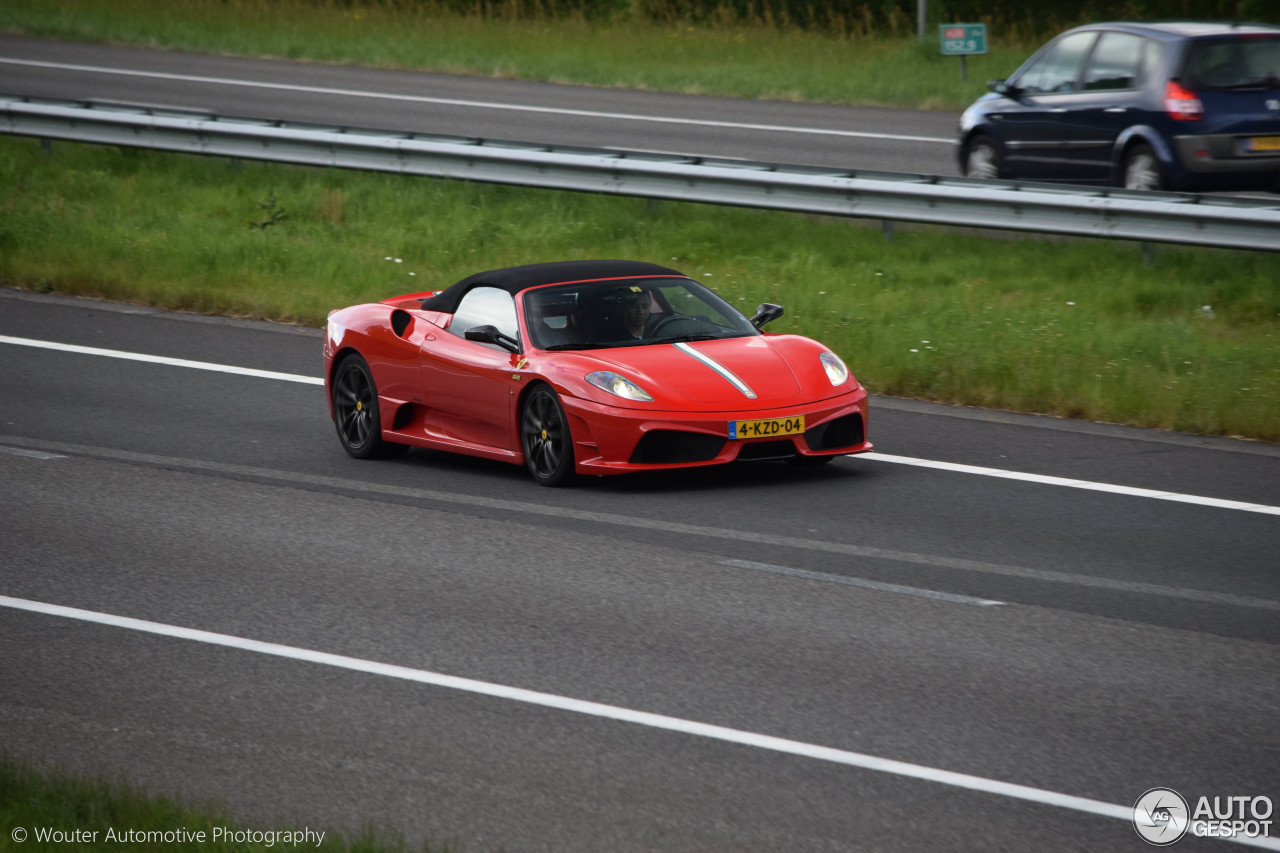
[332,354,396,459]
[1121,143,1166,191]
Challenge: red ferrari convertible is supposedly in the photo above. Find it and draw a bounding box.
[324,260,871,485]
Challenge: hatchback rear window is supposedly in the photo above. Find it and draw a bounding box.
[1182,36,1280,90]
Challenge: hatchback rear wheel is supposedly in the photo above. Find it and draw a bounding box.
[1121,143,1166,191]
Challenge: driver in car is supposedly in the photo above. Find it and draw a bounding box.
[610,286,661,340]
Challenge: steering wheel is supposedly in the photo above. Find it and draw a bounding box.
[647,314,683,336]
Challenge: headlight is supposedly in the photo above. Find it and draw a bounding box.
[820,351,851,386]
[586,371,653,401]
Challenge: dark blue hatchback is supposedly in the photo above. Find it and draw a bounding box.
[957,22,1280,192]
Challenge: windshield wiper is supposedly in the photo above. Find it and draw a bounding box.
[647,333,733,345]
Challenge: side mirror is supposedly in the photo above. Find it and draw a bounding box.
[464,325,519,353]
[750,303,784,330]
[989,79,1019,97]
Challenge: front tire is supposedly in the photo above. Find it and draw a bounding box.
[332,354,393,459]
[521,385,576,486]
[964,136,1001,180]
[1121,143,1166,191]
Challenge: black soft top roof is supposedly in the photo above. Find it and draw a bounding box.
[420,260,686,313]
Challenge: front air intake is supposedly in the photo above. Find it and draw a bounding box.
[629,430,725,464]
[804,414,863,451]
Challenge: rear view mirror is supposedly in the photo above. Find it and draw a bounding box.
[464,325,519,353]
[750,303,784,330]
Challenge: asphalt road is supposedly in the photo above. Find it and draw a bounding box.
[0,35,961,174]
[2,288,1278,852]
[2,36,1279,851]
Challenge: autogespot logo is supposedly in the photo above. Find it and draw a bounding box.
[1135,788,1191,846]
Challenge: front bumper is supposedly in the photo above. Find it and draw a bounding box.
[561,387,871,475]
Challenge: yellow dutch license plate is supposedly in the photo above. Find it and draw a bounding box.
[729,415,805,439]
[1248,136,1280,152]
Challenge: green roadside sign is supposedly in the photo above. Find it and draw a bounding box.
[939,23,987,55]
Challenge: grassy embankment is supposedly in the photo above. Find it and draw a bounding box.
[2,136,1277,441]
[0,757,455,853]
[0,0,1034,110]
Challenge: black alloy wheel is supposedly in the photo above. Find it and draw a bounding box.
[332,354,390,459]
[521,386,575,486]
[1121,143,1166,191]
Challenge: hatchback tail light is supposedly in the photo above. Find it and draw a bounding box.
[1165,80,1203,121]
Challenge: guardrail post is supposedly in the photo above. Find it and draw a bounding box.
[882,220,895,241]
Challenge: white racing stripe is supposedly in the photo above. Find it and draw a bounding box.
[0,595,1181,838]
[3,333,1277,517]
[0,57,954,145]
[673,341,756,399]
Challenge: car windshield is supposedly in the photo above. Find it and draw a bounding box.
[522,277,760,351]
[1182,36,1280,90]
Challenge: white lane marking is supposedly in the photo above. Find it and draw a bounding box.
[0,57,953,145]
[4,334,1278,519]
[674,341,756,399]
[861,452,1280,518]
[719,559,1004,606]
[0,595,1146,833]
[6,434,1279,611]
[0,335,324,385]
[0,445,65,459]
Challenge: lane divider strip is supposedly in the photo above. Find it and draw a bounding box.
[3,333,1277,517]
[4,434,1277,612]
[719,559,1004,606]
[0,594,1171,839]
[861,452,1280,517]
[0,334,324,385]
[0,58,954,145]
[6,595,1277,849]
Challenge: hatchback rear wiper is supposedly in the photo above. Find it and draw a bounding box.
[1218,76,1280,90]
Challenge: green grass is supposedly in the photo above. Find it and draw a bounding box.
[0,757,456,853]
[2,136,1277,441]
[0,0,1033,111]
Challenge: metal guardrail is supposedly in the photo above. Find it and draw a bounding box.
[3,94,1279,252]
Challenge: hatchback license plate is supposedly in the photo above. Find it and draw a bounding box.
[1246,136,1280,152]
[729,415,805,439]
